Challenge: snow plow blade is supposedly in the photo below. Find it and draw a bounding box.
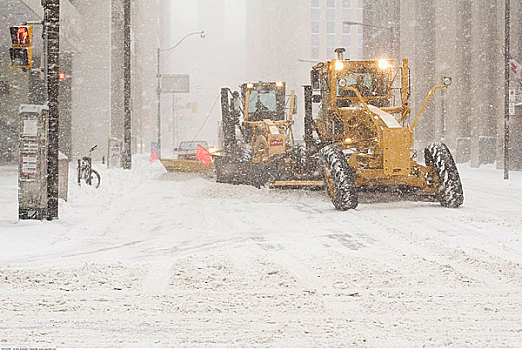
[160,159,214,174]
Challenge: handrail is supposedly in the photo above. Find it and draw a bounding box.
[410,85,447,130]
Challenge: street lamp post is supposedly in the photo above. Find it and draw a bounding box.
[156,30,205,158]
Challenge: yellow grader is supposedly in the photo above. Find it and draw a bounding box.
[304,48,464,210]
[215,81,317,187]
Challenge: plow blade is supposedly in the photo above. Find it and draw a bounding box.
[160,159,214,174]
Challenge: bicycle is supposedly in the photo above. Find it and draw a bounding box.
[78,145,101,188]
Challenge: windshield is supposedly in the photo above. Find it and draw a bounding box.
[179,141,208,151]
[248,90,277,113]
[337,71,389,97]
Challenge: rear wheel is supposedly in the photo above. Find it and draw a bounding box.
[424,142,463,208]
[319,145,358,210]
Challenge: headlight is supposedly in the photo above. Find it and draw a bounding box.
[247,83,254,89]
[338,78,347,87]
[276,81,283,87]
[378,59,390,69]
[335,60,344,71]
[209,147,217,154]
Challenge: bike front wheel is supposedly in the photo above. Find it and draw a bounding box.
[90,170,101,188]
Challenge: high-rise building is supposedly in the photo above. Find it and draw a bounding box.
[309,0,364,61]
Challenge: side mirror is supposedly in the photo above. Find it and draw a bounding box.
[312,94,322,103]
[311,69,320,90]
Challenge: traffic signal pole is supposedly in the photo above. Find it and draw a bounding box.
[44,0,60,220]
[122,0,132,169]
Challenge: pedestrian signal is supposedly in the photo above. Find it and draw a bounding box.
[10,26,33,47]
[9,25,33,68]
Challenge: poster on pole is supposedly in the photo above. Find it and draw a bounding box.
[107,138,123,168]
[161,74,190,93]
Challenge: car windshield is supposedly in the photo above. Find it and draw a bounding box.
[248,90,277,113]
[179,141,208,151]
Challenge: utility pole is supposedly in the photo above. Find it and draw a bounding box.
[122,0,132,169]
[44,0,60,220]
[504,0,510,180]
[157,47,161,158]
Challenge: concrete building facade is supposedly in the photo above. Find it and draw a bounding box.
[0,0,170,164]
[363,0,522,169]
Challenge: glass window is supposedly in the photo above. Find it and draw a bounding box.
[327,0,335,7]
[248,90,277,113]
[342,34,351,48]
[311,47,320,59]
[326,34,335,47]
[357,0,363,8]
[311,34,320,46]
[311,21,320,33]
[326,8,335,21]
[327,47,335,57]
[336,70,389,97]
[342,9,350,21]
[326,21,335,33]
[357,34,363,47]
[355,8,362,21]
[342,0,350,8]
[342,22,352,33]
[310,0,319,7]
[311,8,320,21]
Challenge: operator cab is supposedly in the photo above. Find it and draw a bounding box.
[241,81,286,122]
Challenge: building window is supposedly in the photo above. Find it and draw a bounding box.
[342,9,350,21]
[311,8,320,21]
[327,47,335,58]
[342,34,351,48]
[326,34,335,47]
[355,9,363,21]
[326,8,335,21]
[342,22,351,33]
[311,34,320,47]
[311,21,320,33]
[310,0,319,7]
[327,0,335,7]
[342,0,350,8]
[357,34,363,47]
[326,21,335,33]
[357,0,363,8]
[311,47,320,60]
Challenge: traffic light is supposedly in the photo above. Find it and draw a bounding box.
[9,25,33,69]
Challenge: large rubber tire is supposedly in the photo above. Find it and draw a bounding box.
[424,142,464,208]
[238,144,253,162]
[90,169,101,188]
[319,145,358,210]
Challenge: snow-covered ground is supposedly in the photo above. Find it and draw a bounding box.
[1,156,521,347]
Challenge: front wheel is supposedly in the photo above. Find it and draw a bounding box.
[90,169,101,188]
[319,145,358,210]
[424,142,463,208]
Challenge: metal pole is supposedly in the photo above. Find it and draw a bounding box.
[122,0,132,169]
[45,0,59,220]
[504,0,510,180]
[157,47,161,158]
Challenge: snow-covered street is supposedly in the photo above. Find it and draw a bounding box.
[1,157,522,347]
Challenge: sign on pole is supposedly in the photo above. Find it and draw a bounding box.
[161,74,190,93]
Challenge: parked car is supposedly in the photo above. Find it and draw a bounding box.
[176,141,209,160]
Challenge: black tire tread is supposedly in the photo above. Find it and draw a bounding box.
[425,142,464,208]
[319,145,358,210]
